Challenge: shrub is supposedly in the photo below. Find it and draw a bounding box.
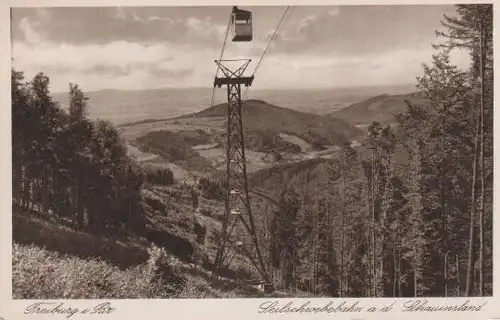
[144,195,167,214]
[311,141,326,151]
[143,167,174,186]
[244,129,301,154]
[199,208,211,217]
[272,152,282,162]
[193,220,206,244]
[198,177,225,201]
[178,276,214,298]
[12,243,182,299]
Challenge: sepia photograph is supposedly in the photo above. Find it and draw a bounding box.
[10,3,493,300]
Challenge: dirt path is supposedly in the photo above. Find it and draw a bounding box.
[126,144,160,162]
[126,143,190,181]
[278,133,313,153]
[192,143,219,150]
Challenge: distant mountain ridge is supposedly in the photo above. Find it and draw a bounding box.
[52,87,213,125]
[51,84,417,125]
[328,92,424,125]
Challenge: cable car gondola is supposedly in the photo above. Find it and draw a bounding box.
[231,6,252,42]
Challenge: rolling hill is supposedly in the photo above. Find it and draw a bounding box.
[177,99,364,148]
[124,99,364,178]
[328,93,424,126]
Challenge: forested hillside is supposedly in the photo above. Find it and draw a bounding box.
[252,4,493,297]
[177,99,363,149]
[12,71,146,234]
[10,70,245,298]
[328,93,425,125]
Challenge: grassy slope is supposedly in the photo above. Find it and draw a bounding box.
[13,154,355,298]
[13,241,279,299]
[12,181,281,298]
[328,93,424,125]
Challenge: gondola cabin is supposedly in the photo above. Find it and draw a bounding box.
[231,6,252,42]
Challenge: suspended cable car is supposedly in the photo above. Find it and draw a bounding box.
[231,6,252,42]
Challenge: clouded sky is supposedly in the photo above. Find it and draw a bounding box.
[11,5,471,93]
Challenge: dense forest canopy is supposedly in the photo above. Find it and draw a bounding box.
[12,71,146,235]
[262,4,493,297]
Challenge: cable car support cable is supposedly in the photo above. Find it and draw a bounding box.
[210,13,233,108]
[243,6,292,99]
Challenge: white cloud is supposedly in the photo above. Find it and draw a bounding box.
[12,14,232,91]
[328,7,340,16]
[12,11,472,93]
[113,7,145,22]
[146,15,180,25]
[12,40,220,91]
[184,16,227,43]
[19,17,42,45]
[252,47,472,90]
[35,8,51,21]
[114,7,127,20]
[12,35,472,93]
[296,14,317,35]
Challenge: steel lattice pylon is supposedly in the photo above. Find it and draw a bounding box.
[212,59,269,282]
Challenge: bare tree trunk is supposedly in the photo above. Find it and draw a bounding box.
[392,232,397,297]
[53,169,59,216]
[398,245,402,297]
[477,6,485,297]
[441,155,448,297]
[371,152,377,297]
[379,246,384,295]
[327,201,335,296]
[27,179,33,210]
[456,254,460,296]
[293,248,297,293]
[340,159,346,297]
[445,251,448,297]
[413,243,417,297]
[465,105,480,297]
[72,174,80,230]
[312,203,317,295]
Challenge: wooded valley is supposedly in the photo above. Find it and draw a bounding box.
[11,4,493,298]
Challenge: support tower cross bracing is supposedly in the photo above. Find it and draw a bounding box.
[212,59,269,282]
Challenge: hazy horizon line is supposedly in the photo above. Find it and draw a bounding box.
[50,83,417,95]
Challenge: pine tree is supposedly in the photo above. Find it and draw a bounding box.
[67,84,93,229]
[12,70,145,235]
[436,3,493,297]
[273,188,301,291]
